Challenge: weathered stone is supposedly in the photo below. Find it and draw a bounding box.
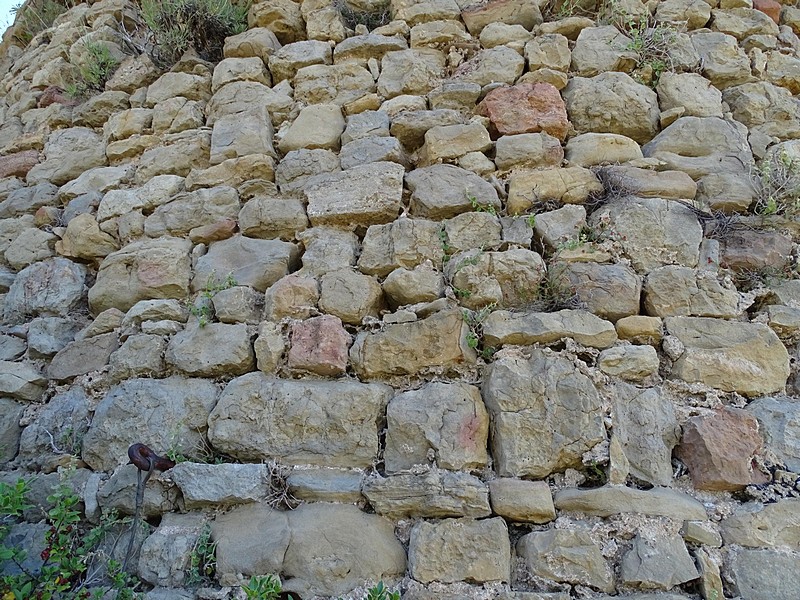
[83,377,218,472]
[767,305,800,340]
[350,309,475,378]
[525,32,570,71]
[274,148,340,195]
[611,383,679,486]
[288,315,349,376]
[279,104,345,153]
[598,346,660,381]
[253,321,285,374]
[420,122,491,164]
[665,317,789,397]
[208,373,392,467]
[0,360,43,403]
[507,167,604,213]
[656,72,723,118]
[363,470,491,518]
[764,50,800,94]
[56,213,119,261]
[339,136,410,170]
[554,262,641,322]
[210,286,261,325]
[0,183,57,219]
[588,197,702,272]
[723,81,800,140]
[98,465,178,517]
[165,323,254,377]
[518,529,613,592]
[210,113,275,165]
[341,110,390,144]
[621,533,699,589]
[193,235,300,293]
[5,227,56,270]
[390,108,466,150]
[677,407,766,491]
[286,467,363,503]
[0,399,23,464]
[145,72,211,107]
[565,133,642,167]
[294,63,375,106]
[571,25,637,76]
[148,98,204,135]
[317,269,382,324]
[27,127,106,186]
[138,513,207,588]
[721,498,800,549]
[377,48,445,99]
[478,82,569,140]
[720,229,793,273]
[482,349,605,478]
[144,186,239,238]
[454,46,525,87]
[358,218,444,276]
[261,274,317,321]
[382,264,444,308]
[691,31,753,89]
[483,309,618,349]
[135,129,212,183]
[0,150,39,179]
[385,381,488,472]
[563,72,660,144]
[554,486,708,520]
[297,227,358,276]
[599,165,698,200]
[461,0,542,35]
[495,132,564,171]
[0,335,26,361]
[406,164,500,219]
[531,205,584,249]
[108,333,167,382]
[728,548,800,600]
[211,57,271,94]
[409,517,510,584]
[489,479,555,523]
[304,161,404,227]
[169,463,269,510]
[747,396,800,473]
[47,332,119,381]
[644,266,741,318]
[89,238,191,314]
[224,27,281,62]
[443,212,502,254]
[207,81,292,127]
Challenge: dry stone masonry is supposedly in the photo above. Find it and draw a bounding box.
[0,0,799,598]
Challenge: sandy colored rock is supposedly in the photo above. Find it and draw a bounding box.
[318,269,383,324]
[279,103,345,153]
[363,470,490,518]
[406,164,500,219]
[483,309,618,349]
[483,349,605,478]
[555,485,707,520]
[571,25,637,76]
[294,63,376,106]
[489,479,555,523]
[288,315,350,376]
[209,373,392,467]
[748,396,800,473]
[644,266,741,318]
[666,317,790,397]
[385,381,489,472]
[518,529,613,592]
[565,133,642,167]
[166,323,255,377]
[454,46,525,87]
[620,533,699,589]
[377,48,445,99]
[409,517,510,584]
[27,127,107,186]
[350,309,475,379]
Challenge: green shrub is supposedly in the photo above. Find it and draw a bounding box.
[0,477,139,600]
[242,574,282,600]
[10,0,71,47]
[140,0,249,67]
[752,148,800,219]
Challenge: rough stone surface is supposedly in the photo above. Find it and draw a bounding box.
[665,317,790,397]
[747,397,800,473]
[406,164,500,219]
[482,350,605,478]
[139,513,207,587]
[208,374,392,467]
[166,323,255,377]
[488,479,555,523]
[477,83,569,140]
[728,548,800,600]
[4,258,86,324]
[409,517,510,584]
[385,381,489,472]
[517,529,613,592]
[82,377,219,472]
[288,315,350,376]
[483,309,618,349]
[362,470,491,518]
[620,533,699,589]
[169,463,269,510]
[644,266,741,318]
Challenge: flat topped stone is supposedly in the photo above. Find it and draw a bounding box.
[478,82,570,140]
[554,485,708,520]
[483,309,618,349]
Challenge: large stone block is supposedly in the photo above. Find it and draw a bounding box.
[4,258,86,324]
[208,373,392,467]
[165,323,255,377]
[482,349,605,478]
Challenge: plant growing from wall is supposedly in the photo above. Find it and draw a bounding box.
[10,0,72,47]
[334,0,391,31]
[752,148,800,219]
[462,304,497,361]
[65,41,120,99]
[189,272,238,327]
[140,0,249,68]
[186,524,216,586]
[0,477,140,600]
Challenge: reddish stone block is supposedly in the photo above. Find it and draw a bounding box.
[189,218,238,244]
[676,407,769,491]
[754,0,781,24]
[0,150,39,179]
[37,86,78,108]
[477,82,570,140]
[288,315,350,376]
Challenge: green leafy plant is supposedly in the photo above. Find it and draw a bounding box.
[752,148,800,219]
[189,272,237,327]
[468,193,497,216]
[366,581,400,600]
[186,524,216,586]
[1,477,139,600]
[242,574,283,600]
[462,304,497,360]
[525,214,536,228]
[140,0,249,67]
[64,42,120,100]
[609,7,677,87]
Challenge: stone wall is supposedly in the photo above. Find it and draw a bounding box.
[0,0,799,598]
